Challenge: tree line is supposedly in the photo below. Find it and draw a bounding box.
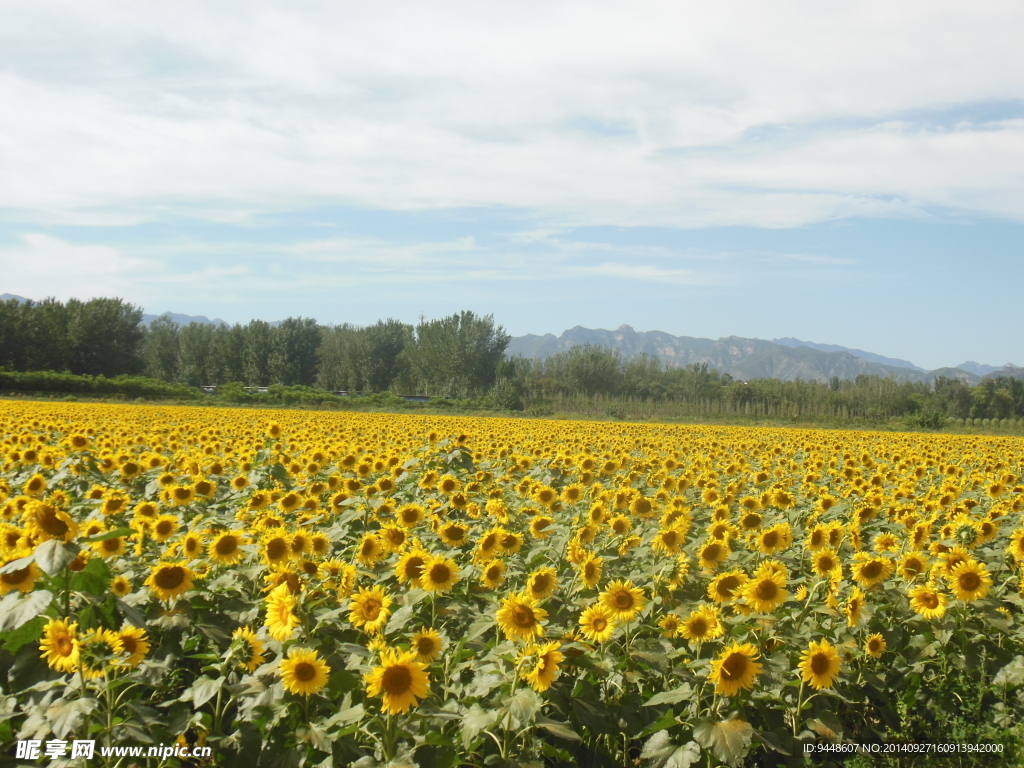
[1,296,1022,420]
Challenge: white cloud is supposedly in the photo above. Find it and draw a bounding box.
[0,1,1023,227]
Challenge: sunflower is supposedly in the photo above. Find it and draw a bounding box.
[261,529,292,565]
[753,524,791,555]
[499,531,524,556]
[845,587,867,628]
[167,485,195,507]
[110,575,132,597]
[697,539,730,571]
[24,501,78,543]
[799,639,841,690]
[145,562,195,602]
[395,548,429,588]
[356,533,385,566]
[496,594,547,642]
[93,534,126,560]
[652,527,686,555]
[39,618,80,673]
[609,515,631,536]
[480,560,507,590]
[708,641,762,696]
[433,520,466,548]
[680,606,724,643]
[265,583,300,641]
[658,614,681,639]
[743,571,789,614]
[233,627,266,672]
[947,560,992,602]
[811,548,841,577]
[708,570,748,604]
[117,625,151,668]
[364,648,430,715]
[411,628,445,662]
[851,554,895,588]
[1007,529,1024,563]
[180,531,205,559]
[79,628,125,680]
[578,604,616,643]
[349,586,393,634]
[421,555,460,594]
[521,641,564,692]
[526,567,558,600]
[600,579,646,622]
[865,633,886,659]
[0,560,40,595]
[280,647,330,696]
[23,474,47,497]
[579,554,603,588]
[209,532,247,565]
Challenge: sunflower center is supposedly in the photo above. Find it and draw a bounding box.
[755,580,778,600]
[0,567,30,585]
[614,592,634,610]
[156,521,174,536]
[861,561,883,579]
[382,665,412,694]
[690,618,708,636]
[417,638,436,655]
[819,556,837,571]
[920,592,939,609]
[592,617,607,632]
[155,566,185,589]
[56,636,74,655]
[429,564,451,583]
[532,574,552,593]
[37,507,69,537]
[762,532,779,548]
[102,538,121,552]
[959,572,981,592]
[721,652,747,681]
[810,653,831,675]
[362,599,382,620]
[703,544,722,561]
[216,536,239,555]
[511,605,536,628]
[266,539,288,560]
[717,576,740,597]
[293,661,316,681]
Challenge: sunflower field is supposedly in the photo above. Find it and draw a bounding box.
[1,402,1024,767]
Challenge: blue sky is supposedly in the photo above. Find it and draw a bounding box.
[1,1,1023,370]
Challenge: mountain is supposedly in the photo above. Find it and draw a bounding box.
[0,293,29,303]
[957,361,1000,376]
[982,365,1024,381]
[143,312,228,327]
[772,337,923,371]
[506,325,984,384]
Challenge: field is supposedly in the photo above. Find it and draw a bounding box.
[1,402,1024,767]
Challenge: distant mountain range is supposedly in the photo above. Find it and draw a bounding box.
[507,325,1024,384]
[3,293,1021,383]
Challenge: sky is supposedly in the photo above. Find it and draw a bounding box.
[1,0,1023,371]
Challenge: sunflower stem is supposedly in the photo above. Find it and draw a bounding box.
[791,678,806,739]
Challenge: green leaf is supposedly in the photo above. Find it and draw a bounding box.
[641,732,701,768]
[0,590,53,632]
[643,684,693,707]
[34,540,80,575]
[1,615,46,653]
[460,704,497,751]
[693,715,753,767]
[535,715,581,741]
[0,555,35,575]
[809,710,844,739]
[46,697,97,739]
[70,556,111,595]
[78,527,136,544]
[190,675,225,709]
[504,688,541,726]
[994,656,1024,687]
[385,604,415,635]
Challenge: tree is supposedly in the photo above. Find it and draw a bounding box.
[144,317,181,382]
[64,298,145,376]
[243,321,274,386]
[405,311,511,397]
[270,318,322,386]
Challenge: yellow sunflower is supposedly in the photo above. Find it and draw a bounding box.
[708,570,748,604]
[208,531,248,565]
[365,648,431,715]
[117,625,150,668]
[496,594,547,642]
[349,586,393,634]
[526,567,558,600]
[578,604,616,643]
[410,628,445,662]
[865,633,886,659]
[600,579,646,622]
[521,641,564,692]
[799,639,841,690]
[39,618,79,673]
[679,606,724,643]
[264,583,300,641]
[0,560,40,595]
[280,647,330,696]
[909,584,948,620]
[742,571,789,613]
[947,560,992,602]
[232,627,266,672]
[145,562,195,602]
[708,641,762,696]
[578,555,603,588]
[421,555,460,594]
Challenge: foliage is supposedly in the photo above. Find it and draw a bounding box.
[0,370,199,400]
[0,403,1023,766]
